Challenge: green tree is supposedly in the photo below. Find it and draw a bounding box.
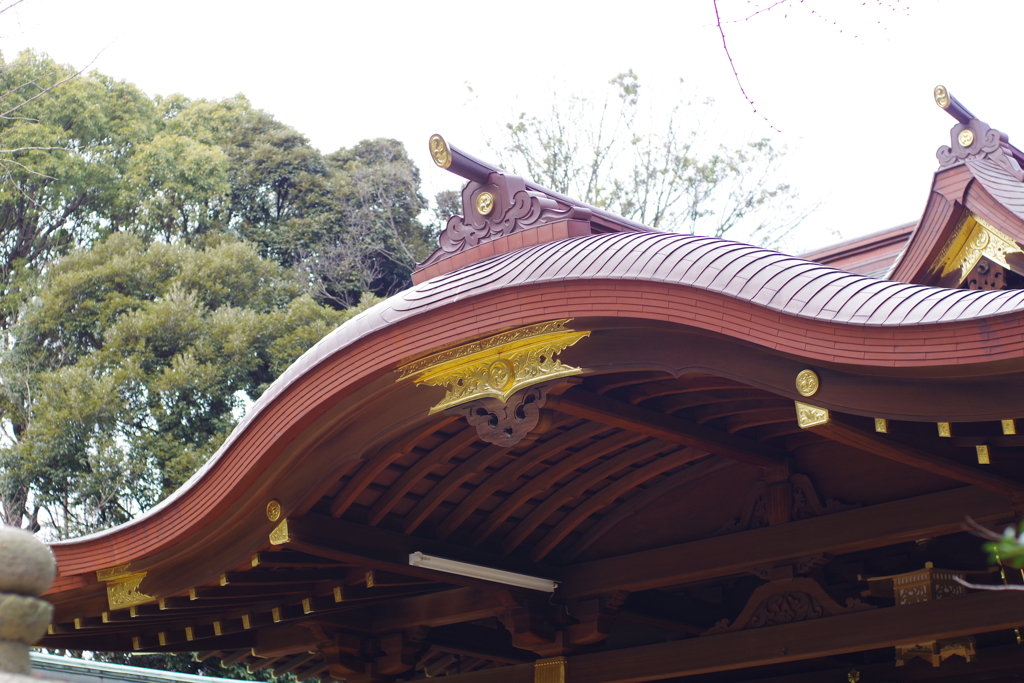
[491,71,805,247]
[0,233,378,535]
[0,50,160,325]
[297,138,431,307]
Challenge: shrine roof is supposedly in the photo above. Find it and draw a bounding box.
[800,222,916,278]
[38,114,1024,678]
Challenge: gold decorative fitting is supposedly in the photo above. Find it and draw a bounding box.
[398,320,591,413]
[129,606,138,618]
[929,212,1024,283]
[476,191,495,215]
[47,625,55,635]
[96,564,132,581]
[977,445,991,465]
[213,621,223,636]
[189,588,198,601]
[269,518,291,545]
[874,418,889,434]
[937,422,952,437]
[428,134,452,169]
[242,614,252,629]
[158,599,168,610]
[795,369,819,397]
[266,499,282,522]
[132,636,141,651]
[219,574,229,587]
[334,586,344,602]
[934,85,950,109]
[302,598,314,614]
[101,612,111,623]
[795,402,830,429]
[1003,419,1017,435]
[158,632,167,647]
[271,608,282,623]
[534,657,567,683]
[251,553,261,567]
[74,618,84,630]
[958,129,975,147]
[185,626,194,641]
[365,570,375,588]
[106,573,154,610]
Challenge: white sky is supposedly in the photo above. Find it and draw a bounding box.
[2,0,1020,253]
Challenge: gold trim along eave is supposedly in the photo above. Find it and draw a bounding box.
[398,320,591,413]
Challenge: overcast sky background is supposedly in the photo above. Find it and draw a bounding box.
[2,0,1019,253]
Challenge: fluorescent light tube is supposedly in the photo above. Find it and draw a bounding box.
[409,552,558,593]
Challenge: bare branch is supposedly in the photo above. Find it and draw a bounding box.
[712,0,780,133]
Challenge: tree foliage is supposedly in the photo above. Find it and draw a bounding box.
[0,233,383,535]
[0,50,421,534]
[491,71,805,247]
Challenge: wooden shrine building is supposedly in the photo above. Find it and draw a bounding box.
[38,87,1024,682]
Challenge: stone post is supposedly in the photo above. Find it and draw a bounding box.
[0,526,56,676]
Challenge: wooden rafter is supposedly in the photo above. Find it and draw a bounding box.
[546,389,785,467]
[366,425,481,526]
[471,430,646,547]
[500,439,682,555]
[806,414,1024,494]
[527,448,709,562]
[435,422,610,541]
[402,443,513,534]
[330,417,458,517]
[560,457,737,562]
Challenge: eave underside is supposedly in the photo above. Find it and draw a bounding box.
[41,321,1024,683]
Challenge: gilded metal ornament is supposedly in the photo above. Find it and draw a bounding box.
[934,85,950,109]
[976,445,991,465]
[795,369,819,397]
[266,499,282,522]
[105,573,154,610]
[1003,419,1017,435]
[958,129,975,147]
[929,212,1024,282]
[937,422,951,437]
[795,402,830,429]
[476,191,495,215]
[269,519,291,545]
[398,320,590,413]
[874,418,889,434]
[428,134,452,169]
[96,564,132,581]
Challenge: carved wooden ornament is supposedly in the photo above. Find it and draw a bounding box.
[702,577,872,635]
[447,383,553,447]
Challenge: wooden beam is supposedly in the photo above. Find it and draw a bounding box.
[277,513,558,589]
[729,643,1024,683]
[546,389,784,467]
[561,485,1011,599]
[567,591,1024,683]
[433,592,1024,683]
[425,624,537,664]
[806,413,1024,494]
[371,588,516,633]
